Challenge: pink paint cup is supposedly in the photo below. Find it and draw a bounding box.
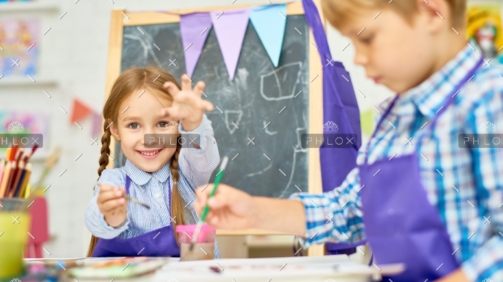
[176,224,215,261]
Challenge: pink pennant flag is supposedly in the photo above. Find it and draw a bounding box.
[211,9,250,80]
[180,12,212,78]
[91,111,102,138]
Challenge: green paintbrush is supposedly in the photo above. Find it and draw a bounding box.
[189,156,228,252]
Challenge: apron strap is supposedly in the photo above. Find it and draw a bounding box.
[125,175,131,194]
[301,0,330,61]
[364,57,484,164]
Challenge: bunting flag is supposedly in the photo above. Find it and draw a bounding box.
[69,98,102,137]
[180,12,213,77]
[70,99,93,124]
[91,111,103,138]
[302,0,365,255]
[249,4,287,67]
[211,8,250,80]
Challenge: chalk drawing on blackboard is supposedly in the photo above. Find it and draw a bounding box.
[123,33,162,66]
[263,121,277,135]
[224,110,243,135]
[244,162,273,178]
[260,62,302,101]
[236,68,249,90]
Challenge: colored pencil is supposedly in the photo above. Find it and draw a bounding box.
[15,163,30,198]
[5,148,11,162]
[0,160,5,188]
[19,164,31,199]
[30,144,39,158]
[0,162,12,197]
[6,150,23,198]
[10,145,18,162]
[24,144,38,163]
[14,164,26,198]
[10,160,25,198]
[23,184,31,199]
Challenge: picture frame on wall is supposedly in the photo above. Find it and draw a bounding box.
[0,19,40,78]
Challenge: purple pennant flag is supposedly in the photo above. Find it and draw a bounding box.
[211,9,250,80]
[180,12,212,78]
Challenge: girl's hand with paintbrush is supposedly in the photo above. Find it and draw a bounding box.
[97,184,128,228]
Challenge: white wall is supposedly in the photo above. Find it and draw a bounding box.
[3,0,442,257]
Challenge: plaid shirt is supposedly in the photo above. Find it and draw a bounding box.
[290,45,503,281]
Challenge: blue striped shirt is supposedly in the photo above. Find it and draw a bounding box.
[85,114,221,258]
[290,45,503,281]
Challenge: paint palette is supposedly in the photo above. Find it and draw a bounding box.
[68,257,166,279]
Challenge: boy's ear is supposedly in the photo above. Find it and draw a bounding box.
[109,121,121,141]
[416,0,450,32]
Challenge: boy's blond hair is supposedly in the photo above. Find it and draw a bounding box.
[322,0,466,30]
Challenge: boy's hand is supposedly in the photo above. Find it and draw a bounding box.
[162,75,214,131]
[97,184,128,228]
[194,183,257,230]
[434,269,469,282]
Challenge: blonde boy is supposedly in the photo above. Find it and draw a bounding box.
[195,0,503,281]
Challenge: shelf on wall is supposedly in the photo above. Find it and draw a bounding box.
[0,2,59,13]
[0,76,58,87]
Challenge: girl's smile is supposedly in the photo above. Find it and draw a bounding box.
[136,149,163,159]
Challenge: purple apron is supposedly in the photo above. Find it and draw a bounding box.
[302,0,364,255]
[92,175,180,257]
[359,58,483,281]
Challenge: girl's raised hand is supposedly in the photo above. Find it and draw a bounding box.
[162,75,214,131]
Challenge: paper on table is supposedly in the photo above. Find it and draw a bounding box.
[154,256,393,282]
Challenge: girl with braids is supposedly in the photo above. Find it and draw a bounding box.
[85,66,220,258]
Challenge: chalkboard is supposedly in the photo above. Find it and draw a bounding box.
[106,3,323,204]
[112,16,309,198]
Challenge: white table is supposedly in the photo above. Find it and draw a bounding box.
[33,255,402,282]
[153,255,380,282]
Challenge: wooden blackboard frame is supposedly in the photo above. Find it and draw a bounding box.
[105,2,325,256]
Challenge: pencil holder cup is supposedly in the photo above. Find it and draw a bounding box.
[0,198,30,279]
[176,224,215,261]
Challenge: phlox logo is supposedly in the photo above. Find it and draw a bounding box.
[7,121,24,133]
[323,121,339,134]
